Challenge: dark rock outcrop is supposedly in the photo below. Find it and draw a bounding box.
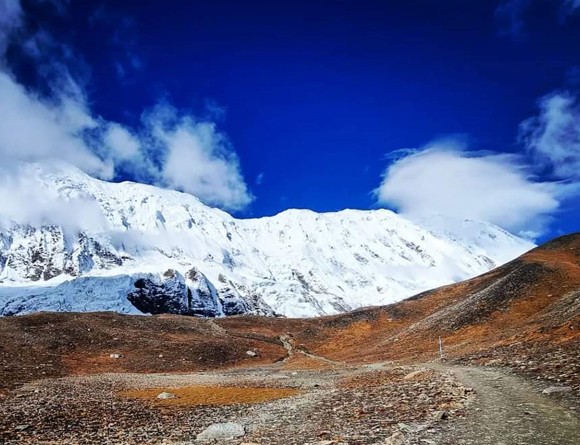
[127,270,191,316]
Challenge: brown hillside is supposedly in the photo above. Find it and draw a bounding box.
[1,233,579,394]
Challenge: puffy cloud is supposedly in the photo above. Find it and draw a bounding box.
[519,91,580,180]
[0,0,253,212]
[160,123,252,211]
[0,71,114,179]
[375,141,560,237]
[143,106,253,210]
[104,123,141,160]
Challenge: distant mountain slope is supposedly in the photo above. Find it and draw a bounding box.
[289,233,580,374]
[0,161,533,317]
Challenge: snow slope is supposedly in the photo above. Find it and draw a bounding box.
[0,162,535,317]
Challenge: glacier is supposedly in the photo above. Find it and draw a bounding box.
[0,161,535,318]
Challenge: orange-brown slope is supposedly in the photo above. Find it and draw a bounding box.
[0,312,290,392]
[285,232,580,364]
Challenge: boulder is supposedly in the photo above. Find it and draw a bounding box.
[196,422,245,441]
[542,386,572,395]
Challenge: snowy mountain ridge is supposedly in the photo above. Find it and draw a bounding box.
[0,161,535,317]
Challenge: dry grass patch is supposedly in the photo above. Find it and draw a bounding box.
[121,385,301,407]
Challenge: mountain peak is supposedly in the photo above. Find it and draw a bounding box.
[0,161,534,318]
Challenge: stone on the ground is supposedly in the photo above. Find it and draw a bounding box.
[385,431,405,445]
[196,422,245,441]
[432,410,448,420]
[109,353,123,359]
[542,386,572,395]
[403,370,426,380]
[156,391,177,399]
[398,422,426,433]
[246,350,258,357]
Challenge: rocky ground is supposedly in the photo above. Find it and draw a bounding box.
[0,361,473,445]
[2,357,578,445]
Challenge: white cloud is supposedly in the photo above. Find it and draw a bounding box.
[0,71,114,179]
[375,141,560,237]
[104,123,141,160]
[146,108,253,211]
[0,0,253,213]
[520,91,580,180]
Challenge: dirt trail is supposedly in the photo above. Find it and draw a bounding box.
[279,334,342,367]
[427,364,580,445]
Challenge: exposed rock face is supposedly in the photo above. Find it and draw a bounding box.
[127,270,190,316]
[218,282,251,316]
[185,267,222,317]
[126,268,275,317]
[1,225,124,282]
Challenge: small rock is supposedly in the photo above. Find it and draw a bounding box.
[196,422,245,441]
[542,386,572,395]
[15,425,30,431]
[385,431,405,445]
[398,423,426,433]
[246,350,258,357]
[403,370,426,380]
[156,392,177,399]
[109,353,123,359]
[432,410,448,421]
[158,354,164,358]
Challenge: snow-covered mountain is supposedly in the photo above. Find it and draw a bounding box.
[0,162,535,318]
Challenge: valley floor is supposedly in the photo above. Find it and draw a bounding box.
[1,356,578,445]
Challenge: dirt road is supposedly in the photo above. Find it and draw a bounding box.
[426,364,580,445]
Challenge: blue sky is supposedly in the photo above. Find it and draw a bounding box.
[0,0,579,242]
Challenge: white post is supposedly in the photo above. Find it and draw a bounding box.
[438,336,444,360]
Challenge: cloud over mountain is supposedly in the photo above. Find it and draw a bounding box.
[520,91,580,181]
[375,141,560,238]
[0,0,253,211]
